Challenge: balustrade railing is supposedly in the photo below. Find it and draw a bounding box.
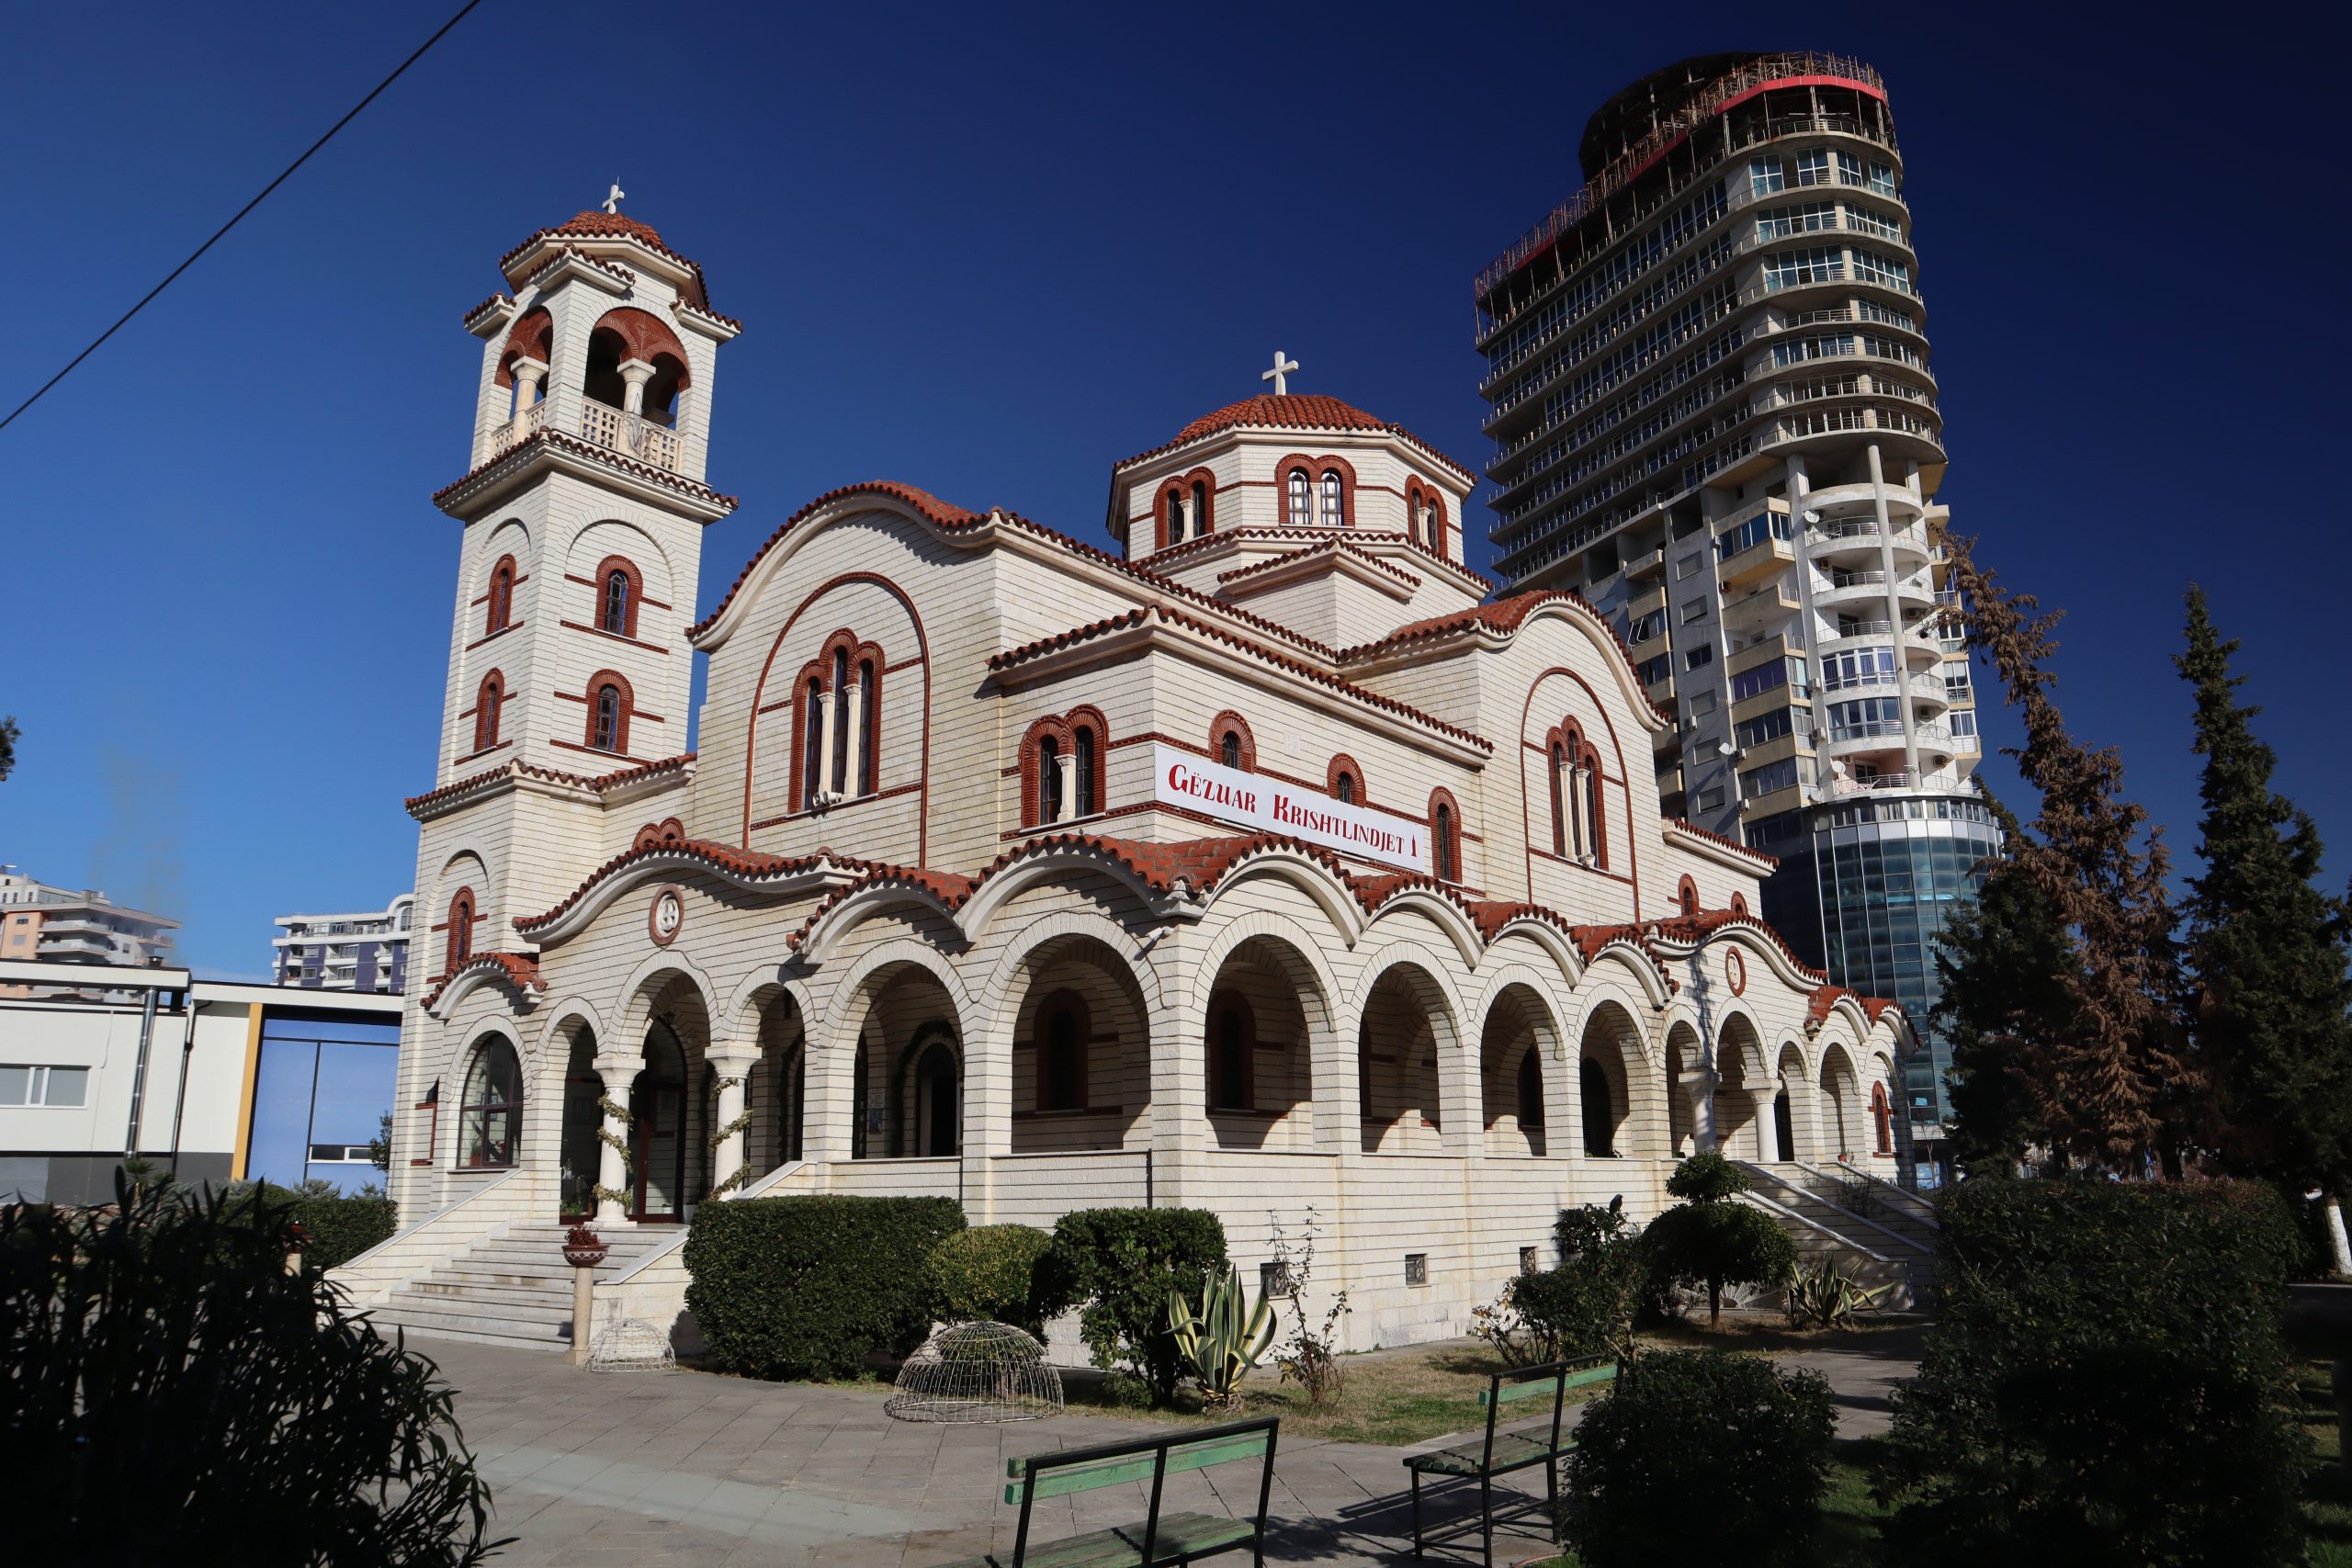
[486,397,684,473]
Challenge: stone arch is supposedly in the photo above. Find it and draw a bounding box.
[613,949,723,1051]
[1199,852,1368,944]
[1772,1039,1812,1165]
[1575,996,1648,1160]
[1712,1010,1772,1159]
[1817,1039,1863,1160]
[731,979,810,1177]
[568,517,675,611]
[1352,953,1462,1156]
[543,1008,603,1219]
[979,906,1169,1037]
[1664,1017,1706,1156]
[1199,930,1329,1153]
[1004,931,1153,1154]
[454,1021,527,1172]
[826,945,970,1162]
[1479,980,1560,1157]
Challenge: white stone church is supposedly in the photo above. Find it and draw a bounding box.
[344,208,1913,1351]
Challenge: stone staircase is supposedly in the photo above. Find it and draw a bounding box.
[1736,1160,1938,1311]
[365,1223,682,1352]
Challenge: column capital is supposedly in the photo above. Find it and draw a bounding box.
[707,1045,761,1077]
[616,357,658,385]
[591,1052,646,1084]
[507,355,549,385]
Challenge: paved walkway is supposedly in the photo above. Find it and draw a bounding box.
[424,1328,1921,1566]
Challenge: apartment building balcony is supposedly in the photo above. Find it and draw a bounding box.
[1645,672,1676,707]
[1803,517,1930,567]
[1723,580,1800,628]
[1718,534,1795,590]
[489,397,684,474]
[1629,628,1669,667]
[39,935,122,959]
[1623,545,1667,581]
[1815,570,1935,615]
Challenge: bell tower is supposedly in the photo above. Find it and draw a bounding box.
[408,199,740,991]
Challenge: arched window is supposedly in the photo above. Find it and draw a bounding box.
[473,672,503,753]
[592,682,625,752]
[1581,750,1605,868]
[459,1038,522,1168]
[856,657,878,795]
[1211,712,1253,773]
[1677,875,1701,919]
[1221,731,1242,769]
[1037,735,1063,824]
[1335,771,1356,806]
[1163,486,1187,546]
[1516,1048,1544,1130]
[1731,892,1750,917]
[1432,799,1459,883]
[1580,1057,1614,1156]
[1072,722,1097,818]
[1871,1081,1894,1155]
[1208,994,1253,1111]
[1286,468,1312,525]
[601,570,632,636]
[1321,468,1345,526]
[485,558,515,636]
[1191,479,1209,537]
[799,675,824,809]
[443,888,475,974]
[1549,741,1567,856]
[829,648,851,793]
[1037,992,1089,1111]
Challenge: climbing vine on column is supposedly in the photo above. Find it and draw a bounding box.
[594,1094,635,1209]
[705,1077,752,1199]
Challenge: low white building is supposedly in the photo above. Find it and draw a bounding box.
[346,207,1917,1354]
[273,893,416,994]
[0,960,401,1203]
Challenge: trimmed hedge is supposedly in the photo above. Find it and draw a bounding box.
[1037,1207,1227,1403]
[1882,1179,2307,1566]
[929,1224,1054,1337]
[1565,1349,1833,1566]
[288,1189,397,1271]
[684,1194,964,1380]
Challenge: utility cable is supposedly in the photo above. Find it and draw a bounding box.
[0,0,486,435]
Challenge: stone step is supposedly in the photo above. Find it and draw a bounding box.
[369,1309,571,1352]
[408,1278,575,1307]
[384,1290,576,1330]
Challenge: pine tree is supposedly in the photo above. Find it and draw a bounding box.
[1948,540,2192,1171]
[1936,792,2072,1173]
[2177,586,2352,1268]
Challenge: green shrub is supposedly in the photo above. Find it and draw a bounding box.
[684,1194,964,1380]
[1881,1178,2306,1566]
[1565,1348,1833,1567]
[2,1177,501,1564]
[928,1224,1053,1337]
[1663,1148,1748,1202]
[1478,1201,1642,1362]
[1641,1199,1796,1325]
[1037,1207,1226,1404]
[210,1179,398,1273]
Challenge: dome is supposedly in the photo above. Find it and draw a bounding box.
[553,209,668,248]
[1175,393,1394,444]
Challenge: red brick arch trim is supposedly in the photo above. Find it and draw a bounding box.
[1153,467,1219,551]
[483,555,519,635]
[494,308,552,388]
[1428,786,1464,884]
[591,555,644,639]
[1273,453,1361,527]
[441,887,478,975]
[588,306,693,385]
[1019,714,1072,828]
[1209,711,1257,772]
[787,631,887,809]
[1730,891,1749,916]
[1543,719,1611,871]
[1403,477,1451,560]
[582,669,636,754]
[1067,705,1110,818]
[1326,752,1365,805]
[472,671,505,753]
[1676,874,1701,919]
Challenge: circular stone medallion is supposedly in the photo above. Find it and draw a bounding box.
[650,886,685,946]
[1724,947,1747,996]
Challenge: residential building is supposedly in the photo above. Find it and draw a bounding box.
[0,959,401,1203]
[347,207,1917,1353]
[0,864,180,1000]
[273,893,416,994]
[1472,52,1996,1182]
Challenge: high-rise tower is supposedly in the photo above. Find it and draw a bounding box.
[1473,54,1996,1180]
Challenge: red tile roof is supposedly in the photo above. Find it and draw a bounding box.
[1217,537,1423,592]
[421,951,544,1010]
[1335,590,1675,726]
[514,839,874,935]
[1666,816,1779,867]
[403,752,695,818]
[984,602,1493,751]
[1144,526,1496,592]
[1114,396,1476,481]
[691,481,979,638]
[497,211,712,310]
[431,428,739,514]
[1805,983,1905,1033]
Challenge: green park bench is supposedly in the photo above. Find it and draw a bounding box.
[933,1416,1281,1568]
[1403,1353,1617,1566]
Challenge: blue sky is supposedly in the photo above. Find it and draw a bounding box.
[2,3,2343,979]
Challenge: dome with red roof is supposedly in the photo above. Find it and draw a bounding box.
[1175,393,1391,444]
[553,209,668,248]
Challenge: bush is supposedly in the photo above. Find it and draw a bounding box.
[1565,1348,1833,1567]
[1480,1202,1643,1362]
[1,1177,500,1564]
[1641,1199,1796,1325]
[1663,1148,1748,1202]
[684,1194,964,1380]
[1037,1207,1226,1404]
[1882,1178,2306,1567]
[928,1224,1053,1337]
[210,1179,398,1273]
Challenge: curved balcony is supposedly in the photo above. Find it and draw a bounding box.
[1804,517,1931,568]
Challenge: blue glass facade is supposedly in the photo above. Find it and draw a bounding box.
[1761,793,2002,1186]
[243,1010,401,1192]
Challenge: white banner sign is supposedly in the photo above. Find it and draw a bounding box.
[1148,743,1430,874]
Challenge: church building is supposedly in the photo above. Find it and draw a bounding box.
[352,209,1912,1350]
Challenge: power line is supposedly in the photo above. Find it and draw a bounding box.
[0,0,486,436]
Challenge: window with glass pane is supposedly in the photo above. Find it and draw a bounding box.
[1037,735,1062,822]
[602,570,631,634]
[460,1041,522,1168]
[1868,163,1898,197]
[1320,470,1344,526]
[593,684,620,751]
[1073,727,1096,817]
[1749,158,1785,197]
[1286,469,1311,525]
[1796,149,1832,186]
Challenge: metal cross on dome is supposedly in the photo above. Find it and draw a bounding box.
[603,181,627,215]
[1261,351,1299,397]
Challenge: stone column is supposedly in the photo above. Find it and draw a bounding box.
[1866,441,1921,781]
[616,357,657,416]
[509,355,548,421]
[840,673,866,797]
[1054,749,1079,825]
[590,1054,643,1224]
[962,1018,1012,1224]
[1680,1067,1719,1153]
[1746,1087,1781,1162]
[1147,987,1208,1211]
[707,1046,759,1199]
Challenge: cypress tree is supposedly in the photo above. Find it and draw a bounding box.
[1948,541,2192,1172]
[2176,586,2352,1269]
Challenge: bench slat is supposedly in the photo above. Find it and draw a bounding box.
[1563,1363,1619,1390]
[1005,1431,1272,1503]
[1476,1360,1619,1405]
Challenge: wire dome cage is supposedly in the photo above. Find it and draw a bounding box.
[886,1321,1064,1423]
[586,1316,677,1372]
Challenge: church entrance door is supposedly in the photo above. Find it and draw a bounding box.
[630,1021,689,1222]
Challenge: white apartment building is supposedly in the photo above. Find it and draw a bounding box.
[273,893,415,994]
[0,865,179,999]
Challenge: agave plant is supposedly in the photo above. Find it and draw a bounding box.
[1783,1257,1892,1328]
[1167,1264,1276,1408]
